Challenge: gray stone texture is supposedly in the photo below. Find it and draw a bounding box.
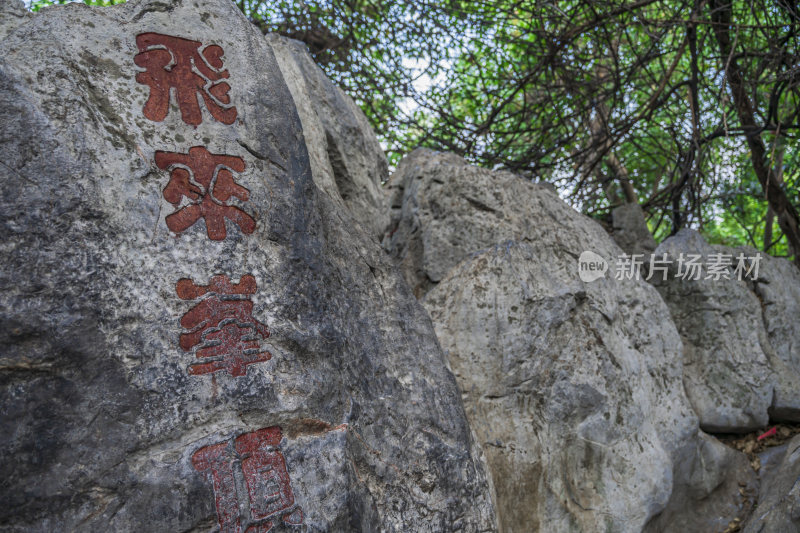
[267,33,389,242]
[610,202,657,256]
[650,230,800,431]
[0,0,29,42]
[642,432,757,533]
[383,148,539,298]
[0,0,495,531]
[743,435,800,532]
[751,249,800,422]
[396,150,747,532]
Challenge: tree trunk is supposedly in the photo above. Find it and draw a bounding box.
[606,152,638,204]
[579,42,640,208]
[710,0,800,265]
[764,143,784,251]
[764,207,774,251]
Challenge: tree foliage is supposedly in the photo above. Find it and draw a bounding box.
[244,0,800,261]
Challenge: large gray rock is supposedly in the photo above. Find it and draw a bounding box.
[743,435,800,532]
[383,148,538,297]
[650,231,773,431]
[650,230,800,431]
[643,433,757,533]
[751,251,800,422]
[0,1,495,531]
[410,152,745,532]
[267,34,389,242]
[755,253,800,365]
[610,203,657,256]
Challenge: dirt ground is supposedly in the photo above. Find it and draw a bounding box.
[717,422,800,471]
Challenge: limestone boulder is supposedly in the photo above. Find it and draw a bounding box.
[650,230,800,431]
[0,1,495,530]
[743,435,800,532]
[425,241,685,532]
[409,152,746,532]
[383,148,542,297]
[268,33,389,241]
[751,250,800,422]
[642,432,757,533]
[610,202,657,256]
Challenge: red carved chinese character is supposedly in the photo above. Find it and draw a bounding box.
[134,32,237,125]
[176,274,271,377]
[192,427,304,533]
[156,146,255,240]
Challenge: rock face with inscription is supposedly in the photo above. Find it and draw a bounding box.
[393,150,753,532]
[0,0,495,531]
[649,229,800,431]
[267,34,389,242]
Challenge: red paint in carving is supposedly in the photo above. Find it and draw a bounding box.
[177,274,270,377]
[191,442,240,532]
[156,146,255,240]
[134,33,237,125]
[191,427,304,532]
[235,427,295,521]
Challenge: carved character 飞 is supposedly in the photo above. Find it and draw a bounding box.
[135,32,237,125]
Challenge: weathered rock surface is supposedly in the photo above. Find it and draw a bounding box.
[649,231,773,432]
[610,203,657,256]
[650,230,800,431]
[401,151,745,532]
[643,432,757,533]
[0,0,29,41]
[0,1,495,531]
[267,33,389,242]
[743,435,800,532]
[383,148,538,297]
[751,250,800,422]
[425,242,685,532]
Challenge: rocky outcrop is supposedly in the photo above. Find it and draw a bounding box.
[751,250,800,422]
[396,151,748,532]
[643,432,757,533]
[0,1,495,531]
[268,33,389,241]
[425,242,686,532]
[610,203,657,256]
[743,435,800,532]
[650,230,800,432]
[649,231,773,431]
[383,148,541,297]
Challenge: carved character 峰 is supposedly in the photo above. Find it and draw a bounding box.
[176,274,270,377]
